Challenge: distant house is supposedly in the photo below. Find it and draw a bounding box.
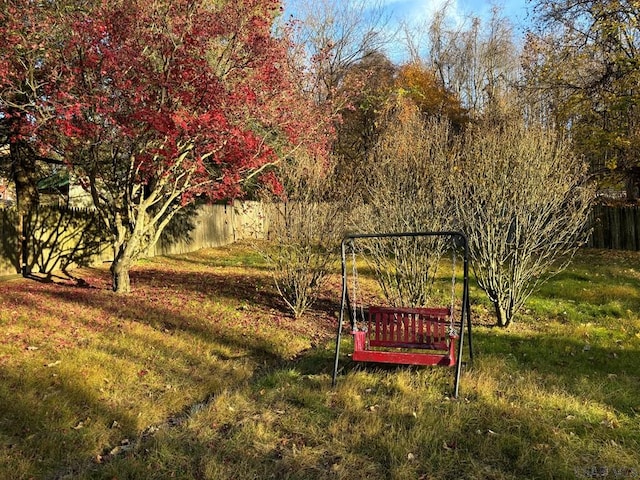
[0,177,15,206]
[38,169,94,208]
[0,142,91,208]
[37,169,69,205]
[0,168,93,209]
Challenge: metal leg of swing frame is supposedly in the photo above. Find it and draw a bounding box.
[452,287,466,397]
[453,326,464,398]
[453,294,473,398]
[332,312,345,388]
[466,297,473,362]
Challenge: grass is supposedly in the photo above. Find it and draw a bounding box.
[0,244,639,479]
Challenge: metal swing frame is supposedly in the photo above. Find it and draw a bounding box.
[331,231,473,398]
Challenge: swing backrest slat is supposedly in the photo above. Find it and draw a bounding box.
[368,306,451,350]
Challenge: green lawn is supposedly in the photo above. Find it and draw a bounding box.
[0,244,638,479]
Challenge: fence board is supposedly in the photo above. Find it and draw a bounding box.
[589,206,640,251]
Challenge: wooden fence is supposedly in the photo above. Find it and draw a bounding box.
[1,203,638,277]
[0,202,267,277]
[588,205,640,251]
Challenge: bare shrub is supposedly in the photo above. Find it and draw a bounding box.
[450,112,595,327]
[261,154,346,318]
[354,100,455,307]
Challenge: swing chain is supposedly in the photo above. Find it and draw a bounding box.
[351,241,366,332]
[351,241,357,329]
[448,242,458,338]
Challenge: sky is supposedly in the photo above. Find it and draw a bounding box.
[284,0,531,23]
[388,0,532,27]
[283,0,533,61]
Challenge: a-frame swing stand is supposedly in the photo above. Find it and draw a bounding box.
[331,231,473,398]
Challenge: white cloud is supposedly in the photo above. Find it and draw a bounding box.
[389,0,465,28]
[371,0,467,61]
[283,0,487,62]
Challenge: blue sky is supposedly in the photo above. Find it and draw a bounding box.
[441,0,530,26]
[284,0,532,31]
[283,0,533,61]
[286,0,534,64]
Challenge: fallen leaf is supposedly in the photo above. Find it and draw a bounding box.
[600,419,619,429]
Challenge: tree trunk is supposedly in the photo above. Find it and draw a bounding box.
[15,211,24,275]
[19,212,31,276]
[108,207,153,293]
[11,141,39,276]
[625,169,639,203]
[110,255,131,293]
[494,301,512,328]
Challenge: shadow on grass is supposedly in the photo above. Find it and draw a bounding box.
[124,266,342,340]
[70,337,639,480]
[0,265,339,479]
[29,279,303,363]
[128,266,284,311]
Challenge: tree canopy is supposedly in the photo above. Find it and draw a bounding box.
[526,0,640,200]
[2,0,332,291]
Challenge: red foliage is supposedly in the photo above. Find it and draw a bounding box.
[53,0,331,202]
[3,0,334,292]
[0,1,67,148]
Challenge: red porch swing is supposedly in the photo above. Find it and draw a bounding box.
[331,232,473,398]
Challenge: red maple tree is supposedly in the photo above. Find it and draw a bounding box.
[0,1,73,275]
[55,0,332,292]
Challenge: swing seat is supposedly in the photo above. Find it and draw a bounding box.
[351,306,457,367]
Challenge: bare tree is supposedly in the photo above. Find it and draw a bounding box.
[287,0,394,105]
[450,108,595,327]
[403,3,520,115]
[354,99,455,307]
[260,153,347,318]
